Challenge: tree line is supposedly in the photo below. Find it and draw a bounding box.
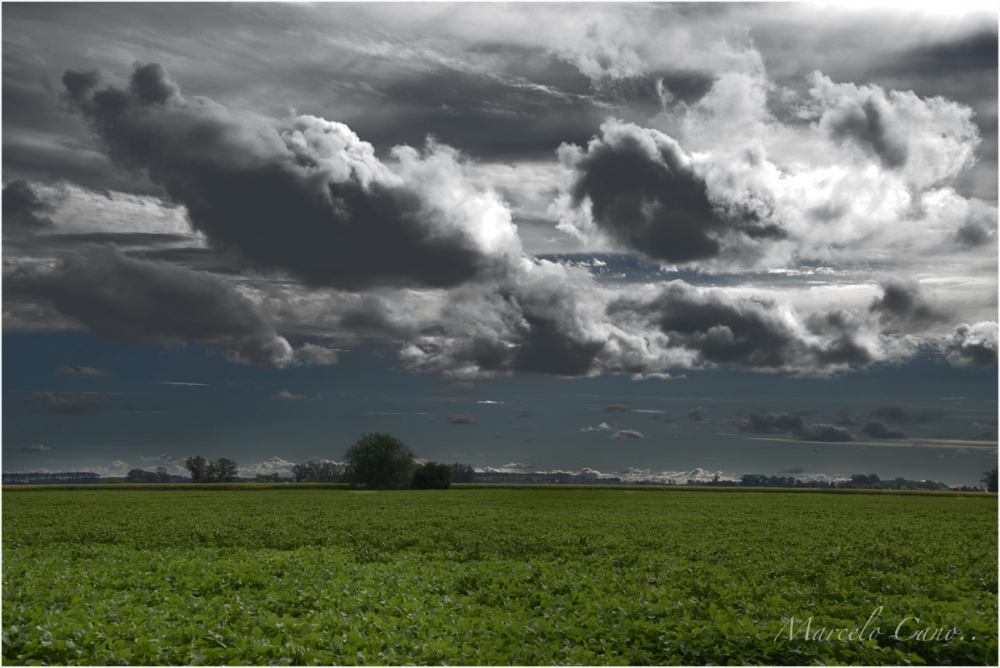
[176,434,468,489]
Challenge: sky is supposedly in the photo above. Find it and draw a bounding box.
[2,3,997,486]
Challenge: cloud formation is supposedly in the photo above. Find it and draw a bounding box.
[62,63,520,290]
[22,444,52,453]
[7,244,296,367]
[608,280,876,376]
[21,392,109,415]
[581,422,614,432]
[869,282,950,334]
[2,180,54,236]
[945,322,998,368]
[734,411,856,442]
[273,390,308,401]
[52,365,113,379]
[809,72,979,188]
[446,413,479,425]
[611,429,644,440]
[557,119,782,265]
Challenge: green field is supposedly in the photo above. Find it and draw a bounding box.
[2,487,996,665]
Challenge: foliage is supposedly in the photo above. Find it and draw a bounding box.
[735,473,952,490]
[342,433,415,490]
[450,463,477,483]
[1,472,101,485]
[254,473,284,483]
[3,489,996,665]
[982,466,998,493]
[411,462,452,490]
[292,461,343,483]
[126,467,171,484]
[185,457,239,483]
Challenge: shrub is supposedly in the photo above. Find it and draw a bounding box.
[411,462,452,490]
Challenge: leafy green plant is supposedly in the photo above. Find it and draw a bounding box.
[3,489,996,665]
[411,462,452,490]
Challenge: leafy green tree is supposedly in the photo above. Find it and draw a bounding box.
[185,456,210,483]
[450,463,477,483]
[155,467,171,483]
[343,433,415,490]
[982,466,998,493]
[411,462,452,489]
[185,456,239,483]
[215,458,239,482]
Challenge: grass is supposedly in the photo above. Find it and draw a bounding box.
[3,488,997,665]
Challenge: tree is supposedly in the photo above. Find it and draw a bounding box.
[343,433,415,490]
[412,462,452,490]
[155,467,171,483]
[982,466,998,493]
[185,456,210,483]
[186,456,239,483]
[215,458,239,482]
[292,461,343,482]
[450,463,477,483]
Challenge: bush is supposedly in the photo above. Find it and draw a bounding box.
[343,433,415,490]
[411,462,452,490]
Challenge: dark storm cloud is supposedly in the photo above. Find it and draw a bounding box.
[559,120,783,264]
[6,244,294,367]
[686,406,708,422]
[60,63,515,291]
[861,421,907,440]
[954,221,990,248]
[734,412,804,434]
[512,313,606,377]
[512,408,532,418]
[608,281,873,376]
[446,413,479,425]
[21,392,110,415]
[601,404,631,413]
[945,322,998,368]
[52,366,113,379]
[869,282,950,334]
[734,411,856,442]
[2,180,54,235]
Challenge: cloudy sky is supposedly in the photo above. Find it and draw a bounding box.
[3,3,997,485]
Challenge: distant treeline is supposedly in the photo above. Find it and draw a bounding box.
[2,472,103,485]
[692,473,953,491]
[2,468,987,491]
[286,461,477,483]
